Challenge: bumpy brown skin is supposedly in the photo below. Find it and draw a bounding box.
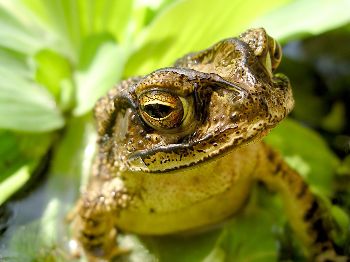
[72,28,345,261]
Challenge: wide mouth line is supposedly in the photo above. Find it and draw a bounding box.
[127,125,256,163]
[128,132,215,162]
[127,128,262,173]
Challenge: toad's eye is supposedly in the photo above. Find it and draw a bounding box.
[143,103,174,119]
[139,90,186,130]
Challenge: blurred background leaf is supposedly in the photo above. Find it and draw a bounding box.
[253,0,350,41]
[124,0,291,76]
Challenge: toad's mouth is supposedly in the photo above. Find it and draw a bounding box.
[126,118,269,173]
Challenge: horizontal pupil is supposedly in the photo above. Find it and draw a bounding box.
[144,104,173,119]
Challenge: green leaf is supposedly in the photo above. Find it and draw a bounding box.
[17,0,83,60]
[253,0,350,41]
[321,102,346,133]
[222,189,282,262]
[142,230,224,262]
[80,0,133,43]
[34,48,76,113]
[34,49,73,102]
[0,1,52,55]
[0,47,30,78]
[264,118,340,196]
[0,3,66,133]
[0,34,65,132]
[0,165,31,205]
[124,0,291,76]
[337,155,350,176]
[73,40,128,116]
[0,70,65,132]
[0,131,53,204]
[20,0,134,59]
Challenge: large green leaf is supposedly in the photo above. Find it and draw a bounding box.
[0,2,66,132]
[73,40,128,115]
[34,48,76,114]
[124,0,291,76]
[0,66,65,132]
[253,0,350,41]
[125,0,350,77]
[19,0,134,60]
[34,49,73,102]
[0,47,31,79]
[11,0,135,116]
[0,0,54,55]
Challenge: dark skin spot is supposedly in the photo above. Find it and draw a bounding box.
[304,200,319,221]
[273,162,282,174]
[312,218,329,244]
[267,150,275,162]
[297,183,308,199]
[81,231,105,241]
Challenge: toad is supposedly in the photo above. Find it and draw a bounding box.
[71,28,344,261]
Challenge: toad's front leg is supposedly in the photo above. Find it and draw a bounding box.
[71,178,131,260]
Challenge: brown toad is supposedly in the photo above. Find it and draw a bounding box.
[71,28,343,261]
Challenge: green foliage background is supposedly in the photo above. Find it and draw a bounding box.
[0,0,349,261]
